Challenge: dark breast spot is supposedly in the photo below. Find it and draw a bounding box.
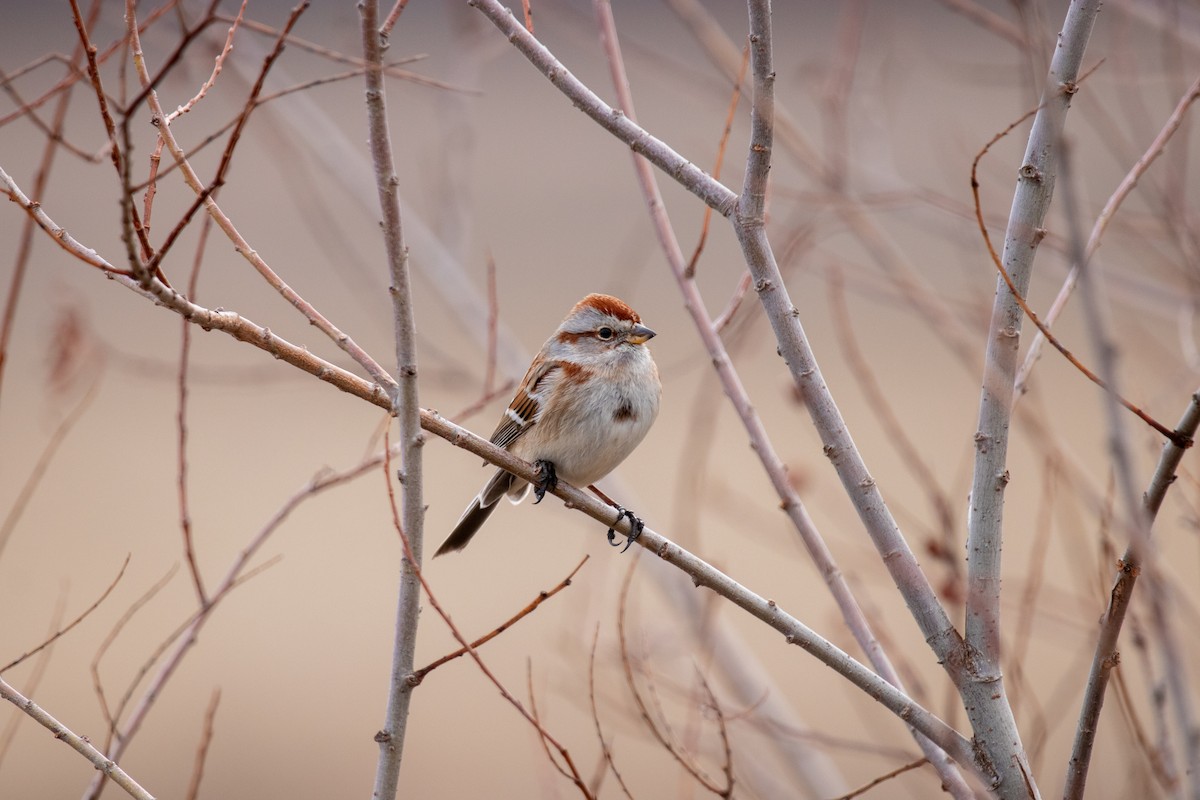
[613,398,636,423]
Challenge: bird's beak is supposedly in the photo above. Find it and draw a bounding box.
[627,324,656,345]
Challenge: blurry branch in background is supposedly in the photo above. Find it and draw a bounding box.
[183,689,220,800]
[830,758,932,800]
[1059,134,1200,798]
[358,0,426,794]
[0,0,99,409]
[0,678,155,800]
[0,0,175,130]
[587,627,635,800]
[665,0,983,373]
[410,556,589,685]
[617,558,732,798]
[1065,390,1200,796]
[826,269,960,602]
[0,590,67,765]
[174,213,217,608]
[0,556,129,674]
[91,566,179,731]
[1015,73,1200,398]
[80,449,399,800]
[968,82,1183,446]
[379,441,595,800]
[684,41,747,279]
[0,370,103,559]
[592,1,972,794]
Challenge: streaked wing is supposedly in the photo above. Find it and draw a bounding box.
[489,360,561,450]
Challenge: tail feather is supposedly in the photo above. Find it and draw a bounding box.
[434,497,499,556]
[435,469,516,557]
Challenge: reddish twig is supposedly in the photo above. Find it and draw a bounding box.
[970,71,1185,448]
[91,565,179,730]
[587,626,635,800]
[379,439,595,799]
[167,1,247,123]
[711,271,752,334]
[693,669,734,798]
[616,556,725,795]
[0,589,67,766]
[483,250,499,396]
[409,556,589,684]
[1016,71,1200,396]
[527,661,578,785]
[176,215,215,605]
[829,758,930,800]
[378,0,411,40]
[184,689,220,800]
[1,556,130,673]
[0,371,104,557]
[685,42,748,278]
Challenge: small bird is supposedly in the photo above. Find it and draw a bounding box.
[435,293,661,557]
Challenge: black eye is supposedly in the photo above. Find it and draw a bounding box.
[597,326,615,340]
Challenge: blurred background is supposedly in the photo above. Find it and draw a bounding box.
[2,0,1199,797]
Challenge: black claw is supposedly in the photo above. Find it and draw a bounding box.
[606,506,644,552]
[532,460,558,505]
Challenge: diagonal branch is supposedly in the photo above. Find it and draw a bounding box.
[592,1,971,795]
[0,165,979,780]
[1064,390,1200,798]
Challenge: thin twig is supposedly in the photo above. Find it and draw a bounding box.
[1,556,129,673]
[378,0,411,40]
[0,588,67,765]
[969,89,1184,446]
[1060,146,1200,798]
[0,370,103,558]
[685,42,748,278]
[167,1,247,123]
[616,555,724,795]
[91,566,179,731]
[410,556,588,683]
[122,0,397,389]
[379,439,595,799]
[527,662,577,785]
[81,453,385,800]
[184,689,220,800]
[587,626,635,800]
[1016,72,1200,397]
[827,758,930,800]
[175,214,215,606]
[0,0,100,408]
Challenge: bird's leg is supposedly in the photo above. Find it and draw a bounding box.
[587,485,644,552]
[533,460,558,504]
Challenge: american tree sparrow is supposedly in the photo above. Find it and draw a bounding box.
[435,293,661,557]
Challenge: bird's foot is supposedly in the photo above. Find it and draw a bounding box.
[606,506,644,553]
[532,460,558,505]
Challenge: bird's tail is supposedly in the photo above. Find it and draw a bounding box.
[434,468,515,557]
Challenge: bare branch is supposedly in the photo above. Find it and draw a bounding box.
[0,677,156,800]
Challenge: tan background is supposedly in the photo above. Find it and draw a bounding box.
[1,1,1198,797]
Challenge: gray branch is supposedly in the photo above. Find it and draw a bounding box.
[358,2,425,798]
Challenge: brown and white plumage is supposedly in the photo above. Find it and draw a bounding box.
[435,294,661,556]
